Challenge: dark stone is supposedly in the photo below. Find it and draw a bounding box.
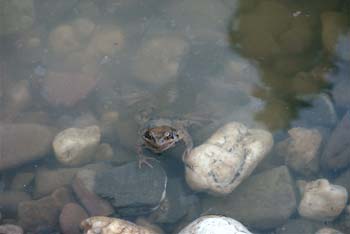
[149,178,199,224]
[94,161,167,216]
[292,93,337,127]
[202,166,297,230]
[334,169,350,193]
[321,112,350,171]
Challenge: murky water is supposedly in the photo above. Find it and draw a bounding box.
[1,0,350,233]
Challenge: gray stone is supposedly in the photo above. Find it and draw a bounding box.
[333,80,350,109]
[202,166,297,230]
[94,161,167,216]
[292,93,337,127]
[149,178,199,224]
[321,112,350,171]
[334,169,350,195]
[0,123,55,171]
[276,218,324,234]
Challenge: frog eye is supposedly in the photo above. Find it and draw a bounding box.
[144,131,154,140]
[164,131,170,137]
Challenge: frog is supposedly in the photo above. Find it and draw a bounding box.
[136,118,194,168]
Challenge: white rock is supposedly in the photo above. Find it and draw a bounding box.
[184,122,273,196]
[298,179,348,221]
[53,126,101,166]
[276,127,322,176]
[178,215,252,234]
[80,216,159,234]
[315,228,345,234]
[133,35,188,85]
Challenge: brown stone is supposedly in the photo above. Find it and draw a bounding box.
[0,191,31,217]
[43,71,98,107]
[72,175,114,216]
[18,187,73,231]
[59,203,88,234]
[10,172,35,191]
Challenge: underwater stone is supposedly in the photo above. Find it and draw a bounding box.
[178,215,252,234]
[184,121,273,195]
[53,126,101,167]
[298,179,348,221]
[81,216,159,234]
[94,161,167,216]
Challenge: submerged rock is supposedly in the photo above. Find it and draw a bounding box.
[18,187,73,231]
[149,178,199,224]
[1,0,34,35]
[49,24,80,57]
[298,179,348,221]
[0,224,23,234]
[275,218,324,234]
[94,161,167,216]
[316,228,345,234]
[178,215,252,234]
[53,126,101,166]
[59,203,88,234]
[42,71,99,107]
[133,35,188,85]
[80,216,159,234]
[0,123,55,171]
[202,166,297,230]
[184,121,273,195]
[321,112,350,171]
[0,191,31,217]
[276,127,322,176]
[72,168,114,216]
[34,167,79,197]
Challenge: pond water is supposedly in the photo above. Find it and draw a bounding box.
[1,0,350,233]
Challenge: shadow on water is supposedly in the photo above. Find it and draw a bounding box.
[229,0,350,130]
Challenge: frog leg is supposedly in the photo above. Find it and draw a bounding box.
[179,128,193,162]
[136,142,157,168]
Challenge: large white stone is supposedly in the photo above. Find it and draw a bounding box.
[184,122,273,195]
[80,216,160,234]
[178,215,252,234]
[315,228,345,234]
[53,126,101,166]
[298,179,348,221]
